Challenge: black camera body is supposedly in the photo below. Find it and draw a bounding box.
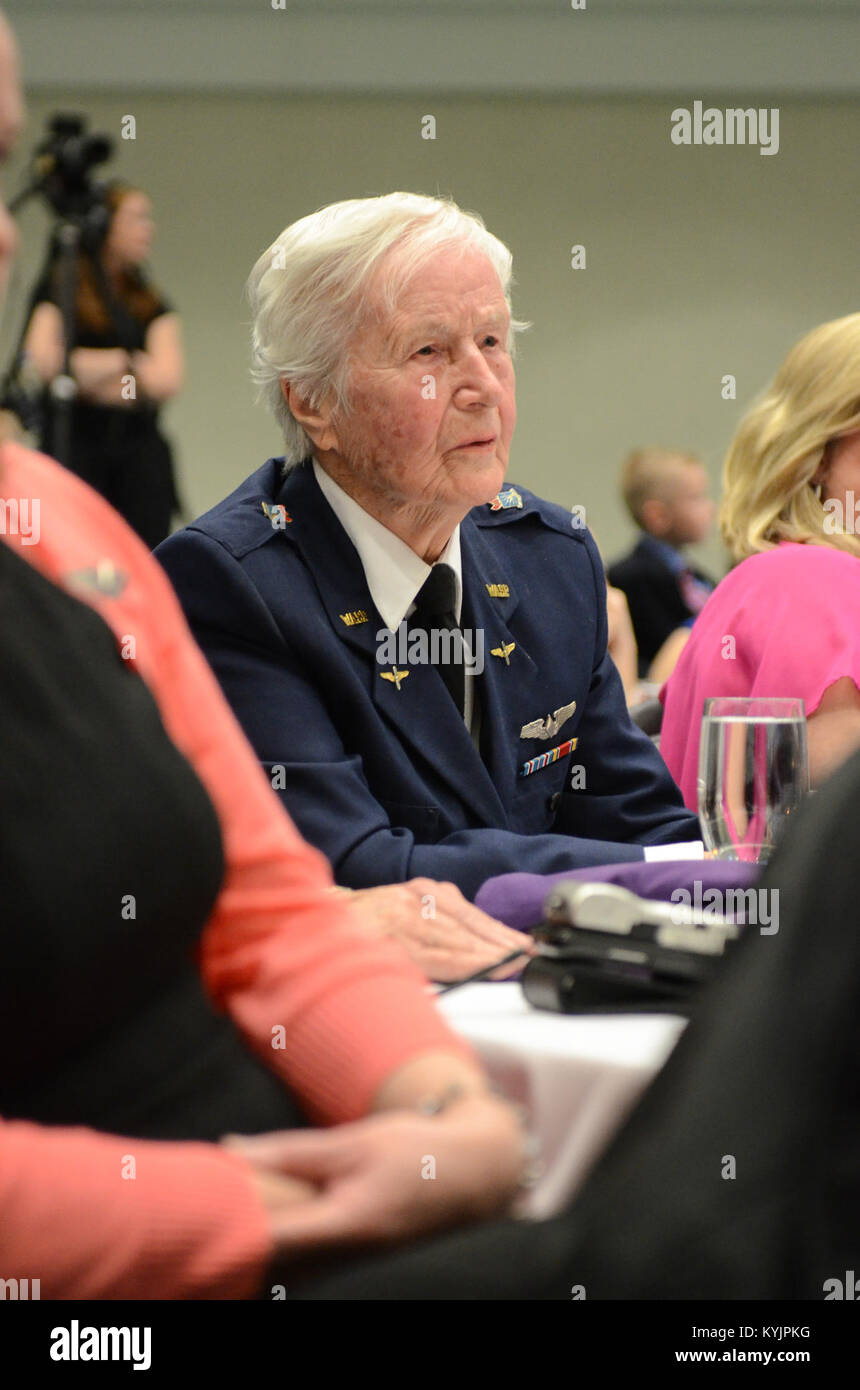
[0,114,116,437]
[33,113,113,224]
[522,880,739,1015]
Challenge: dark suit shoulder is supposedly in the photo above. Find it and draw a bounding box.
[471,484,589,544]
[179,456,291,561]
[608,538,664,584]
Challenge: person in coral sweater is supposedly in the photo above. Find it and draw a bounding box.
[0,432,531,1299]
[0,11,536,1300]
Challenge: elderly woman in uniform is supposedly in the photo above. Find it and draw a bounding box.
[158,193,700,899]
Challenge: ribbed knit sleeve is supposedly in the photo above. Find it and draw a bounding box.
[0,1117,271,1299]
[0,442,475,1297]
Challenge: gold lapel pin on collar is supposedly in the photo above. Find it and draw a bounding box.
[380,668,410,691]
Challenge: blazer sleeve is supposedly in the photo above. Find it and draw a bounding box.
[158,527,699,901]
[553,534,702,846]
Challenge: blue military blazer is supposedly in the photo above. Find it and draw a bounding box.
[157,459,700,898]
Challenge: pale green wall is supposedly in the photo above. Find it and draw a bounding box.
[3,91,858,575]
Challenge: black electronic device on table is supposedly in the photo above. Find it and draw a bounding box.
[522,880,740,1015]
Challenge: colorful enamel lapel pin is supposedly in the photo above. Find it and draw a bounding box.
[261,501,292,527]
[488,487,522,511]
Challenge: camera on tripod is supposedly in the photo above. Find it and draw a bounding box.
[0,113,115,442]
[33,113,114,224]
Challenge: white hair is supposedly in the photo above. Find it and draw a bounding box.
[246,191,529,465]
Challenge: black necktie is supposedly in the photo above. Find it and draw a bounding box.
[412,563,465,716]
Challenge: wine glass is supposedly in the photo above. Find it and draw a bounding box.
[697,697,809,863]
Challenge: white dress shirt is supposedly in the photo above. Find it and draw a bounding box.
[313,460,476,727]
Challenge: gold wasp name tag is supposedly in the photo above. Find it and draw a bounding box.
[485,583,510,598]
[339,610,368,626]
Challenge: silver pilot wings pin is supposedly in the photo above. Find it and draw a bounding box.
[519,700,577,741]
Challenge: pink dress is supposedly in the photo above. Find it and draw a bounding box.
[660,542,860,810]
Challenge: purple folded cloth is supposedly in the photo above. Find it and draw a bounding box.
[475,859,762,931]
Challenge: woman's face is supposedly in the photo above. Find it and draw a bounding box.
[105,191,154,268]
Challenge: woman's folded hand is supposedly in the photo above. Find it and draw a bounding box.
[225,1092,526,1263]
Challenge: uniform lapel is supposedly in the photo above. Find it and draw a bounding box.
[372,636,507,827]
[461,518,551,799]
[276,462,379,660]
[277,464,507,826]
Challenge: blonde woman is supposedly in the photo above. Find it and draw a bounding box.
[660,313,860,808]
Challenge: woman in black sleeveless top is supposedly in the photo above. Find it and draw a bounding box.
[21,181,183,549]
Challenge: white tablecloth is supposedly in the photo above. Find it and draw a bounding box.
[436,983,685,1218]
